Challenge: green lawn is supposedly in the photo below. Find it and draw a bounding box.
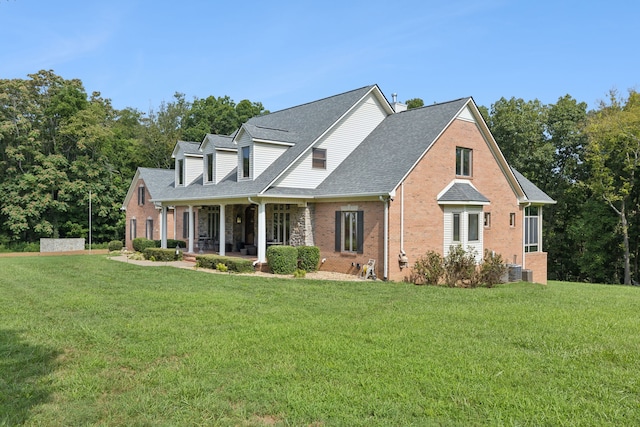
[1,256,638,426]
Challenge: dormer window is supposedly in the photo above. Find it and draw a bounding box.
[177,159,184,186]
[242,146,251,178]
[456,147,472,177]
[206,153,213,183]
[312,148,326,169]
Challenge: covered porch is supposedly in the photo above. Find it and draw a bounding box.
[157,199,313,263]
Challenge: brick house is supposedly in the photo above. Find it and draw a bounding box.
[122,85,554,283]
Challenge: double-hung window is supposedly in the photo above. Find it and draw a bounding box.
[130,218,137,240]
[312,148,326,169]
[456,147,472,177]
[145,218,153,239]
[335,210,364,253]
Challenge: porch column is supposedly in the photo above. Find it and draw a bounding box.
[219,204,226,256]
[257,201,266,263]
[188,205,194,253]
[161,206,168,249]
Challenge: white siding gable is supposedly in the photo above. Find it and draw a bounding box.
[254,142,287,179]
[216,150,237,183]
[457,105,476,123]
[185,155,202,186]
[274,92,388,189]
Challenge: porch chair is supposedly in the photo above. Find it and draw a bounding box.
[361,259,377,280]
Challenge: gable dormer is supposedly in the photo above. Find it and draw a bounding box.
[200,134,237,184]
[171,141,202,187]
[235,125,292,181]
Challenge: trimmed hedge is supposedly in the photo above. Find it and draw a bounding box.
[132,237,157,252]
[267,245,298,275]
[153,239,186,249]
[143,248,183,261]
[297,246,320,272]
[108,240,124,252]
[196,254,255,273]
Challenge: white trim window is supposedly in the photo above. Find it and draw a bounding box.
[525,206,541,252]
[206,153,214,183]
[177,159,184,186]
[241,146,251,179]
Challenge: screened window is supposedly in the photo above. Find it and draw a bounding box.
[510,212,516,227]
[484,212,491,228]
[335,210,364,253]
[456,147,472,177]
[137,186,145,205]
[272,204,291,244]
[525,206,540,252]
[242,146,250,178]
[177,159,184,186]
[206,153,213,183]
[312,148,326,169]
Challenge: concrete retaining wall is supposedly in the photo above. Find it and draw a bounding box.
[40,238,85,252]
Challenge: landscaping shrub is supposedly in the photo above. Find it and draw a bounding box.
[479,249,507,288]
[444,245,478,287]
[132,237,157,252]
[293,269,306,278]
[216,263,229,272]
[267,245,298,275]
[143,248,183,261]
[297,246,320,272]
[410,251,444,285]
[108,240,124,252]
[195,255,254,273]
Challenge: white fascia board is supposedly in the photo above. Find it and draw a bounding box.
[438,200,491,206]
[252,138,295,147]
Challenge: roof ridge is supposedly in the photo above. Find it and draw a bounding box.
[254,84,376,117]
[394,97,471,114]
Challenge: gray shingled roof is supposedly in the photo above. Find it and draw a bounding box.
[438,182,490,203]
[202,134,236,150]
[315,98,470,196]
[138,167,176,198]
[511,168,555,204]
[176,140,202,156]
[150,85,378,202]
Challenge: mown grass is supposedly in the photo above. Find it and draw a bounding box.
[0,255,638,426]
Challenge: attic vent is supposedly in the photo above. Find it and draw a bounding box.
[390,93,407,113]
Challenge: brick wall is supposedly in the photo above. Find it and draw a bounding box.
[386,118,529,282]
[124,179,176,250]
[524,252,548,284]
[314,200,385,277]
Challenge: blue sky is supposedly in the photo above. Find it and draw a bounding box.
[1,0,638,113]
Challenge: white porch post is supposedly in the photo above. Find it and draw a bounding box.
[257,201,266,263]
[188,205,194,253]
[219,204,226,256]
[161,206,168,249]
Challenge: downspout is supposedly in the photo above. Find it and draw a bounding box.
[522,202,531,270]
[380,195,389,281]
[400,182,405,253]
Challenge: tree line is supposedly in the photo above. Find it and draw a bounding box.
[1,70,638,284]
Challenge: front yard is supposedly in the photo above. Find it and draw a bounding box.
[0,255,638,426]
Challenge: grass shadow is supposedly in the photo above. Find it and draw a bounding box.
[0,329,59,425]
